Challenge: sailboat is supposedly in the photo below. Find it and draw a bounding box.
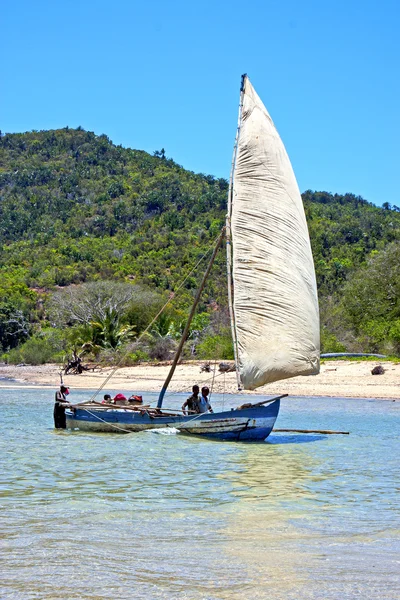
[64,75,320,441]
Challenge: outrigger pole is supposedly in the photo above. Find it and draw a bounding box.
[157,228,225,409]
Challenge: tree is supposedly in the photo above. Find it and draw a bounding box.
[0,303,30,351]
[48,281,150,327]
[68,309,135,356]
[342,242,400,353]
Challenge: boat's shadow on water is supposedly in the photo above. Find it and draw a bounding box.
[267,434,326,444]
[55,428,326,445]
[175,432,327,445]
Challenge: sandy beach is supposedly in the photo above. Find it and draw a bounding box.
[0,360,399,399]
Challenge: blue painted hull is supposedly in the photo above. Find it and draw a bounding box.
[65,399,280,442]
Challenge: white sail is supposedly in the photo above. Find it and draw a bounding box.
[229,76,320,390]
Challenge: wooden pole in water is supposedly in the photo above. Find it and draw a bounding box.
[157,228,225,409]
[274,429,349,435]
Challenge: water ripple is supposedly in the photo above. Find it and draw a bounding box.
[1,390,399,599]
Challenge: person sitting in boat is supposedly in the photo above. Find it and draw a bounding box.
[198,386,213,414]
[128,394,143,405]
[102,394,112,404]
[182,385,200,415]
[54,385,70,429]
[113,393,127,404]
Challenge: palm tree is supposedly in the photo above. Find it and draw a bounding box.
[68,309,135,357]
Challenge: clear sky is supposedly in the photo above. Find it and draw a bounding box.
[2,0,399,206]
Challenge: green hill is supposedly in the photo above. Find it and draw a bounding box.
[0,128,227,293]
[1,128,400,357]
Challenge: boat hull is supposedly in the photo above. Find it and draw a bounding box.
[65,399,280,442]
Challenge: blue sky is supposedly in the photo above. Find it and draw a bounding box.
[2,0,399,206]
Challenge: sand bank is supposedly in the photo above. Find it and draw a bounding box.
[0,360,399,399]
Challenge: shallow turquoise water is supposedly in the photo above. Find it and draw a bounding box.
[1,387,399,599]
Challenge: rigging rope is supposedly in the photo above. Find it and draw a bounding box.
[208,359,218,403]
[161,365,233,402]
[85,229,225,403]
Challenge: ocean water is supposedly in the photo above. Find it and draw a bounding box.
[0,387,399,599]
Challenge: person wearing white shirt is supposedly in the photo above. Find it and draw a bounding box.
[198,386,213,414]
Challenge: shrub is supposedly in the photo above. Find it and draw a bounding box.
[5,329,66,365]
[148,336,176,361]
[95,346,151,366]
[196,332,234,360]
[320,328,347,353]
[123,349,150,365]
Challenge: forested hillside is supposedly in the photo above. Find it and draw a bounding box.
[1,128,399,362]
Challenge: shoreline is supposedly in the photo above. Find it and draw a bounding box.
[0,360,399,400]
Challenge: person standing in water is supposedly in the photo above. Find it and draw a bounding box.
[54,385,70,429]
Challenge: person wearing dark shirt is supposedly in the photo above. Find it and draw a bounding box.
[53,385,70,429]
[182,385,200,415]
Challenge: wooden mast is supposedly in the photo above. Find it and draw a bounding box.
[157,228,225,409]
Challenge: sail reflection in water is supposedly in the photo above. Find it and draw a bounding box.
[218,444,323,599]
